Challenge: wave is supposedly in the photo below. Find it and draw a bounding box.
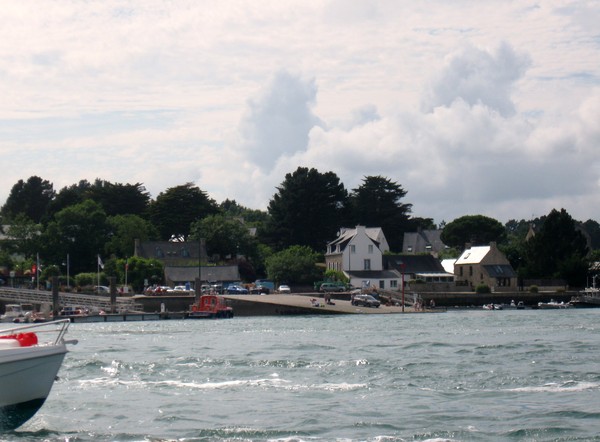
[507,380,600,393]
[76,375,367,392]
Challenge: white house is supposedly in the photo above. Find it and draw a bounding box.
[325,226,400,290]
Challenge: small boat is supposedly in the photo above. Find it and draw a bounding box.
[188,294,234,319]
[0,304,26,323]
[483,304,503,310]
[0,319,75,431]
[58,306,89,318]
[538,300,572,309]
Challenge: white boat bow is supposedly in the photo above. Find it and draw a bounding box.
[0,319,74,431]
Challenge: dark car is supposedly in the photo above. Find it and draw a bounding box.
[352,294,381,308]
[226,285,249,294]
[250,285,270,294]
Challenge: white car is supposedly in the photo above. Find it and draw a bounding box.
[278,285,291,294]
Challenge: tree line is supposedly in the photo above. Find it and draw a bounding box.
[0,170,598,289]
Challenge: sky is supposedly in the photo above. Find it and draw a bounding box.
[1,1,599,226]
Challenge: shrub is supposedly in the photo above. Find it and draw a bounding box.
[529,285,539,293]
[476,284,491,294]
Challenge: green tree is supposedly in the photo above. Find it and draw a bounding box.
[265,245,322,284]
[441,215,506,249]
[582,219,600,250]
[40,200,109,274]
[219,199,270,226]
[148,183,218,240]
[190,214,258,261]
[103,256,164,292]
[1,176,55,223]
[2,214,41,259]
[265,167,348,251]
[105,214,159,258]
[46,180,93,220]
[87,179,151,217]
[521,208,589,286]
[349,176,413,251]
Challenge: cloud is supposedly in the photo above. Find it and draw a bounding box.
[238,71,322,170]
[422,42,531,117]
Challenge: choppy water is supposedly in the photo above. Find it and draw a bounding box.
[3,309,600,441]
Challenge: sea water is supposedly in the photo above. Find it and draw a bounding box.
[3,308,600,441]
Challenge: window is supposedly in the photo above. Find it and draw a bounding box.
[469,266,473,276]
[350,245,356,253]
[379,280,385,289]
[364,259,371,270]
[368,245,373,254]
[390,280,398,288]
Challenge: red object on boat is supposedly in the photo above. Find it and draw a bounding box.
[0,332,38,347]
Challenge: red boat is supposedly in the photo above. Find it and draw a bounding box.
[188,295,234,319]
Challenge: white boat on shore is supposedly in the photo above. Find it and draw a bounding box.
[0,319,75,431]
[0,304,26,323]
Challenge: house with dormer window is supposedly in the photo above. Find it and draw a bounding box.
[325,226,401,290]
[454,242,516,290]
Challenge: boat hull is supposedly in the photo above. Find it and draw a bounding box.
[0,344,67,431]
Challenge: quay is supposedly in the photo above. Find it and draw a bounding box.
[1,285,581,321]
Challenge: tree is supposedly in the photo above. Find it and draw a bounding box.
[46,180,92,220]
[1,176,55,223]
[87,180,151,217]
[265,245,322,284]
[105,214,159,258]
[103,256,164,291]
[190,214,258,261]
[441,215,506,249]
[266,167,348,251]
[148,183,218,240]
[219,199,270,225]
[349,176,413,251]
[520,208,589,286]
[40,200,109,274]
[2,214,41,259]
[582,219,600,250]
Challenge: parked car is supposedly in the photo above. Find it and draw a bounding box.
[168,285,193,294]
[226,285,249,294]
[352,294,381,308]
[278,285,291,294]
[250,285,270,294]
[320,282,346,293]
[94,285,110,294]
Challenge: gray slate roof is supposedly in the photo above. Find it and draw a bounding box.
[384,254,446,274]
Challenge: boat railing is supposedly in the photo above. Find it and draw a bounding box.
[0,319,71,345]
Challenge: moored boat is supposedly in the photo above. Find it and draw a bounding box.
[0,319,75,431]
[538,299,572,309]
[0,304,25,323]
[570,287,600,308]
[188,294,234,319]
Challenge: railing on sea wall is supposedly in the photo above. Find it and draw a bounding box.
[0,287,141,312]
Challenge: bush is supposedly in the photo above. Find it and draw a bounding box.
[75,272,106,287]
[529,285,539,293]
[476,284,491,294]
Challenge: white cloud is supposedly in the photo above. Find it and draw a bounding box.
[238,71,322,170]
[422,43,531,117]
